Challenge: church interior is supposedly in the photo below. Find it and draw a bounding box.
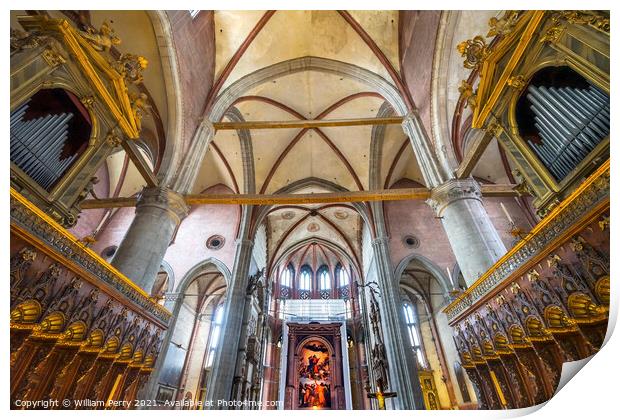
[9,10,610,410]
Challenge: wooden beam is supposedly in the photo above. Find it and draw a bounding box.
[122,140,158,187]
[455,129,494,179]
[79,184,521,209]
[212,117,404,131]
[479,184,521,197]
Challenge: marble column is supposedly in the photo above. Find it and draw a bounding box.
[205,237,254,407]
[427,178,507,286]
[371,235,426,410]
[111,187,188,293]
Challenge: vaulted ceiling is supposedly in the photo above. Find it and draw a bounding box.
[193,10,424,198]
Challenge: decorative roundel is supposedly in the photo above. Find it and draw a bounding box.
[282,211,295,220]
[403,235,420,249]
[334,210,349,220]
[307,222,320,233]
[206,235,225,250]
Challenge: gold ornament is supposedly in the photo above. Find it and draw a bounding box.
[457,35,489,70]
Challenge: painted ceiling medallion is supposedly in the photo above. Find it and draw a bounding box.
[307,222,320,233]
[282,211,295,220]
[334,210,349,220]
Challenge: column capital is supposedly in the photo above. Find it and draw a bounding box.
[136,186,189,222]
[400,110,422,134]
[371,236,389,247]
[235,238,254,248]
[427,178,482,217]
[198,117,216,136]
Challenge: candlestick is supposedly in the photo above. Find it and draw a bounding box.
[500,202,514,225]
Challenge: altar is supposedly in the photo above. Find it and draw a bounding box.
[278,300,352,409]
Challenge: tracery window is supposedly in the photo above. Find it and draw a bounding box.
[281,264,293,287]
[318,265,331,299]
[403,302,426,368]
[205,304,225,367]
[319,266,331,291]
[337,264,350,287]
[299,266,312,299]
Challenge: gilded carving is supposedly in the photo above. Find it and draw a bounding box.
[116,53,148,84]
[558,10,610,33]
[10,28,48,53]
[506,75,526,90]
[487,11,521,37]
[10,189,171,325]
[105,129,124,148]
[458,80,477,109]
[457,35,489,70]
[78,20,121,52]
[41,45,66,67]
[129,92,150,132]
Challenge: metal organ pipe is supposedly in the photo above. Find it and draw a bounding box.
[525,84,609,181]
[557,89,608,137]
[10,101,78,190]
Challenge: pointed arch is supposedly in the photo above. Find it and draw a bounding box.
[395,253,451,295]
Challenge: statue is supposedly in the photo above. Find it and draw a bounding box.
[79,20,121,52]
[117,53,148,84]
[129,92,150,132]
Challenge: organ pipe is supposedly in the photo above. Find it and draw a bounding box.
[524,84,609,181]
[10,100,78,190]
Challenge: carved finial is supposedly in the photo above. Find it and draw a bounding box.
[456,35,489,70]
[527,269,540,282]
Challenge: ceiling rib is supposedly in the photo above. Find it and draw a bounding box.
[204,10,277,114]
[337,10,414,111]
[237,94,375,193]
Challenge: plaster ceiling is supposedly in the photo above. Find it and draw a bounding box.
[216,11,398,91]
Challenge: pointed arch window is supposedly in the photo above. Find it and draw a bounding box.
[318,266,331,291]
[337,264,350,287]
[280,264,293,287]
[299,265,312,299]
[403,301,426,368]
[206,304,225,367]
